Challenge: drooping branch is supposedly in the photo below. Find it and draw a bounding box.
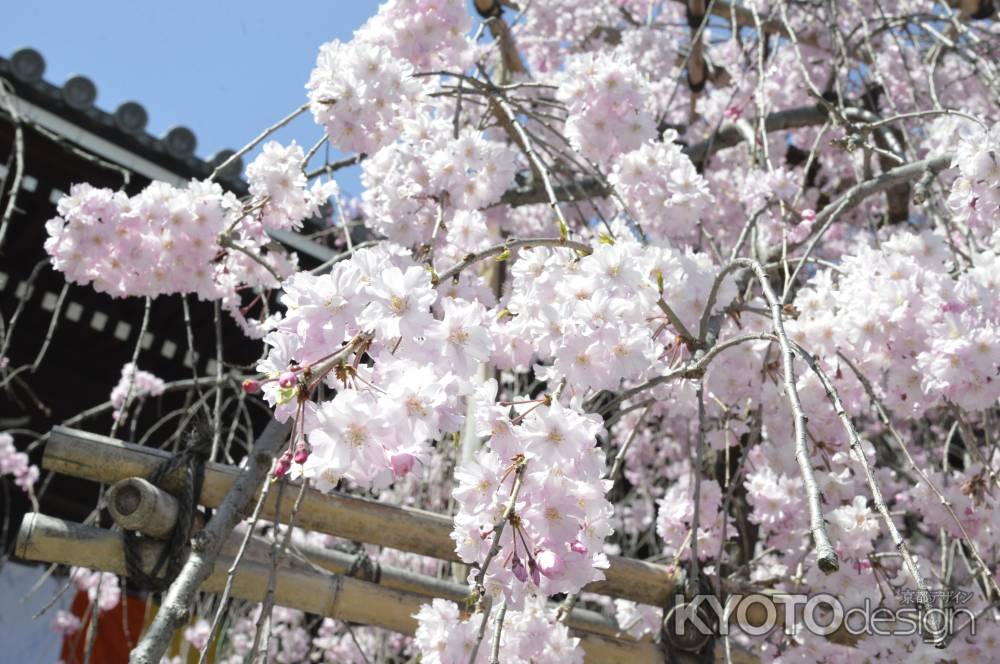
[0,79,24,254]
[436,237,592,284]
[781,152,953,296]
[207,102,310,182]
[835,351,1000,599]
[790,343,941,633]
[725,259,840,573]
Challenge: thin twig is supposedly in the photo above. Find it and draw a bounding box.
[209,103,310,181]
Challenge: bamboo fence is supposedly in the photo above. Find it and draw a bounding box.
[17,426,764,663]
[42,426,681,606]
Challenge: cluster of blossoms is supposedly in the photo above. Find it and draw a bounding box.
[946,121,1000,233]
[109,362,166,420]
[212,607,313,664]
[360,120,518,245]
[827,495,880,560]
[655,474,733,562]
[256,245,485,488]
[556,52,657,166]
[44,141,331,334]
[69,566,121,613]
[496,224,734,392]
[0,432,38,494]
[50,609,82,635]
[743,450,809,553]
[610,132,714,242]
[788,230,1000,414]
[306,0,472,156]
[354,0,473,71]
[898,457,1000,560]
[202,596,410,664]
[414,596,581,664]
[182,619,212,650]
[306,40,425,154]
[452,394,613,602]
[245,141,337,232]
[45,179,238,299]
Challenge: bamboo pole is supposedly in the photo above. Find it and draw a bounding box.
[230,528,633,642]
[43,426,682,607]
[106,477,179,539]
[15,513,665,664]
[94,478,635,643]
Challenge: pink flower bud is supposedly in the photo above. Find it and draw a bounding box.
[800,208,816,222]
[941,301,966,314]
[527,557,541,586]
[242,378,261,394]
[536,549,565,579]
[274,451,293,478]
[278,371,297,388]
[569,539,588,555]
[511,554,528,583]
[293,443,310,464]
[390,453,416,478]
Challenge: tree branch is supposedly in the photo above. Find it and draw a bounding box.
[129,418,291,664]
[731,258,839,573]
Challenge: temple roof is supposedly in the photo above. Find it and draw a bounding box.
[0,46,246,189]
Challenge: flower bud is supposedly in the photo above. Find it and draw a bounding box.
[390,453,416,478]
[273,459,291,478]
[278,371,297,388]
[273,450,293,478]
[511,554,528,583]
[242,378,261,394]
[536,549,565,579]
[293,443,310,464]
[527,557,541,586]
[569,539,588,555]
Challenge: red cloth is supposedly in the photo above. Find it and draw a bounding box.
[61,591,147,664]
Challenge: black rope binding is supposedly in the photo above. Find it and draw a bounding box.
[346,543,382,585]
[122,424,212,591]
[660,565,718,663]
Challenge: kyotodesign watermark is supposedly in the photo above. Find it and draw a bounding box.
[663,590,976,648]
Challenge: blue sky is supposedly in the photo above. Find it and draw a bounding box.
[3,0,383,193]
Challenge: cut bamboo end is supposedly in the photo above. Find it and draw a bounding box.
[106,477,179,539]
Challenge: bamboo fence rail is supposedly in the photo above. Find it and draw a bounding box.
[18,426,771,663]
[16,513,668,663]
[99,470,638,641]
[42,426,682,607]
